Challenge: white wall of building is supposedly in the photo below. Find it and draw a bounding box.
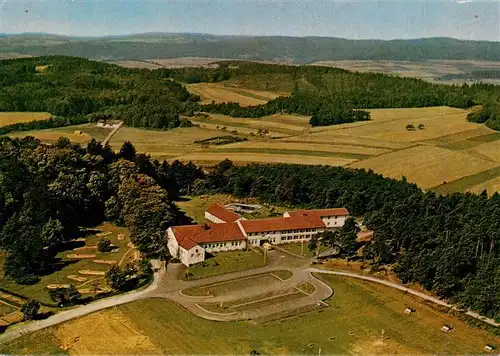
[246,227,325,246]
[322,215,347,229]
[166,227,180,259]
[205,211,226,224]
[180,245,205,266]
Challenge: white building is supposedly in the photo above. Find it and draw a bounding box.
[168,205,350,266]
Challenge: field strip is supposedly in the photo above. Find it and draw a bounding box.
[423,126,495,145]
[172,153,357,166]
[285,134,412,150]
[210,147,373,160]
[467,176,500,195]
[216,141,391,156]
[431,165,500,194]
[0,112,51,127]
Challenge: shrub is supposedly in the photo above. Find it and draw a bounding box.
[97,237,113,252]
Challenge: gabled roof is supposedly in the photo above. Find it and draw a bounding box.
[240,215,325,233]
[172,222,246,249]
[287,208,349,218]
[206,203,242,223]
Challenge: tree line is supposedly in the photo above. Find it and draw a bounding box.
[194,161,499,320]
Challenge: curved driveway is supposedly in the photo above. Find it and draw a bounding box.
[0,253,497,345]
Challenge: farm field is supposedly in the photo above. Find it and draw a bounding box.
[7,124,110,144]
[187,82,280,106]
[0,223,136,305]
[0,112,51,127]
[2,275,497,355]
[7,105,500,194]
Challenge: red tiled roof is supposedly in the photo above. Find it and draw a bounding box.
[240,215,325,233]
[172,222,246,249]
[288,208,349,218]
[206,203,242,223]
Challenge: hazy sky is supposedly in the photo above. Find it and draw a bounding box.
[1,0,499,41]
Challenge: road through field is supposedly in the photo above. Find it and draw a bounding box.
[0,254,497,345]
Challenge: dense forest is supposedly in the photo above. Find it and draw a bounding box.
[0,136,201,284]
[467,96,500,131]
[194,162,500,320]
[0,56,199,130]
[440,70,500,81]
[2,34,500,63]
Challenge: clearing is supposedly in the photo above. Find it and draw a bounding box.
[0,112,51,127]
[8,124,111,144]
[187,83,280,106]
[2,275,497,355]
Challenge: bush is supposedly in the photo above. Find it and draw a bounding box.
[21,299,40,321]
[97,237,113,252]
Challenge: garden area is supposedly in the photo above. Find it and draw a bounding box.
[0,223,138,306]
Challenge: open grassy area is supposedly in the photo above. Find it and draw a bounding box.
[7,123,110,144]
[183,250,267,280]
[3,275,497,354]
[186,83,279,106]
[0,112,51,127]
[278,242,328,258]
[183,272,284,297]
[0,223,133,305]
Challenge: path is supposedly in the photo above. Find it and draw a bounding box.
[101,121,123,146]
[1,254,498,344]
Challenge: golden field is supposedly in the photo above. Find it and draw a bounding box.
[0,112,51,127]
[187,83,279,106]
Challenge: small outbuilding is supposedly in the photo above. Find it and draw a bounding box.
[484,345,495,352]
[404,308,413,315]
[441,325,452,333]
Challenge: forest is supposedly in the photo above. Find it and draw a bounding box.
[0,56,199,130]
[2,57,500,130]
[194,161,500,320]
[0,136,202,284]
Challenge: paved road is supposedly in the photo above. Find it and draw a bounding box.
[0,255,497,344]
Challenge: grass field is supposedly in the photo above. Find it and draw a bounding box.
[0,223,133,305]
[2,275,497,355]
[183,250,266,280]
[278,242,328,258]
[8,124,110,144]
[0,112,51,127]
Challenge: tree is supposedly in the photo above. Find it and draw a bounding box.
[118,141,136,161]
[41,218,64,253]
[21,299,40,320]
[417,124,425,130]
[406,124,415,131]
[138,259,153,277]
[49,285,81,305]
[338,218,359,257]
[106,266,127,290]
[97,237,113,252]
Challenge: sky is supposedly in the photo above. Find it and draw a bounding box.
[0,0,499,41]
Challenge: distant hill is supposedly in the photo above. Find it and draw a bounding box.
[1,33,499,63]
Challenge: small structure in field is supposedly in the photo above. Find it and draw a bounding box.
[46,284,71,289]
[404,308,413,315]
[74,130,83,135]
[441,325,452,333]
[484,345,495,352]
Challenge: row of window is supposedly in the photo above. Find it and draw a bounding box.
[204,241,243,249]
[248,228,320,237]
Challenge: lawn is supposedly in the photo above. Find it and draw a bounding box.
[0,223,133,305]
[3,275,497,355]
[278,242,328,258]
[183,250,267,280]
[0,112,51,127]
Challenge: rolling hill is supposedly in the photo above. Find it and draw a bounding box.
[1,33,500,63]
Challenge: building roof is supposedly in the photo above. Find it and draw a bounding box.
[287,208,349,218]
[206,203,242,223]
[172,222,246,249]
[240,215,325,233]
